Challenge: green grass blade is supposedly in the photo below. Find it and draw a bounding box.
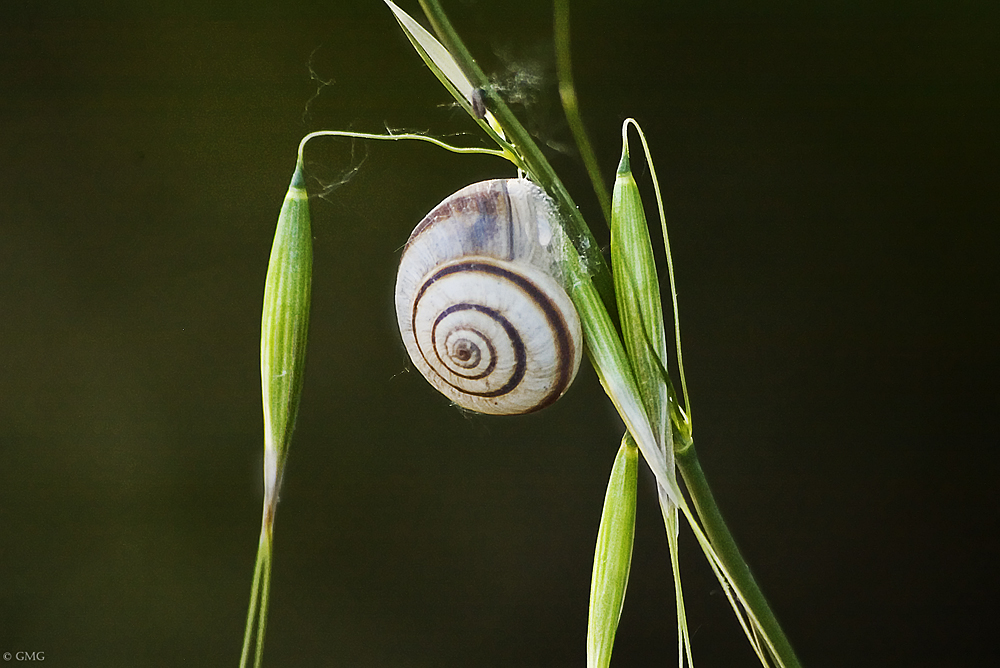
[677,446,803,668]
[252,540,274,668]
[386,0,473,100]
[587,435,638,668]
[384,0,519,164]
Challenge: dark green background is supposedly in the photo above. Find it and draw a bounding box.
[1,1,997,666]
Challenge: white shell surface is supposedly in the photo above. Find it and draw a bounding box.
[395,179,582,415]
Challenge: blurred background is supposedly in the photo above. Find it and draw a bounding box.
[1,1,997,666]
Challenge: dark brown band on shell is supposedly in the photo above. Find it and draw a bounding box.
[412,260,576,412]
[433,303,521,394]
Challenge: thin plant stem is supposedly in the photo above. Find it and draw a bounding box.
[239,533,266,668]
[296,129,507,164]
[240,522,274,668]
[554,0,611,226]
[253,529,273,668]
[676,444,803,668]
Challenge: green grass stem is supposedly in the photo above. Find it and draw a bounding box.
[554,0,611,226]
[677,444,803,668]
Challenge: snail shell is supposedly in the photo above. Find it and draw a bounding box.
[394,179,583,415]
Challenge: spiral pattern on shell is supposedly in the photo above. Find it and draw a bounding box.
[395,179,583,415]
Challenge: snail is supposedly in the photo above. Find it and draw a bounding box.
[394,179,583,415]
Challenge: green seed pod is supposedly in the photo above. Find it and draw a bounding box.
[587,435,638,668]
[610,142,668,442]
[260,162,312,520]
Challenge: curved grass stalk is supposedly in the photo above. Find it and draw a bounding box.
[553,0,611,226]
[552,9,689,662]
[296,129,509,165]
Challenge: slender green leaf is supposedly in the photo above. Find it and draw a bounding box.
[386,0,473,101]
[587,436,638,668]
[384,0,515,156]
